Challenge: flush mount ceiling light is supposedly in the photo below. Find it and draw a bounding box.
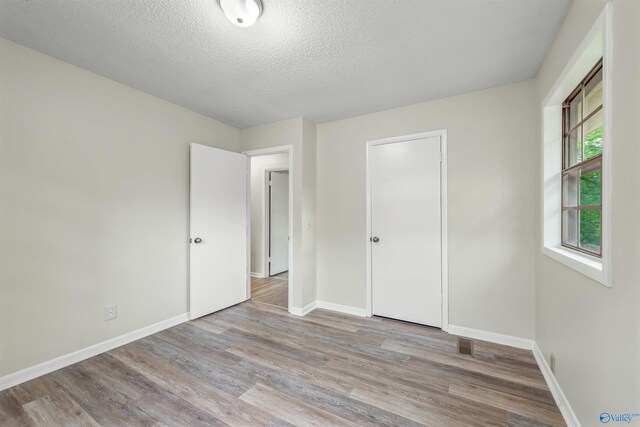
[218,0,263,27]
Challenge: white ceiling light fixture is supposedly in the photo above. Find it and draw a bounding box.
[218,0,263,27]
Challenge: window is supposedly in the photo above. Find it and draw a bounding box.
[541,4,610,286]
[561,59,603,257]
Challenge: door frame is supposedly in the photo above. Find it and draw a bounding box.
[365,130,449,331]
[264,167,289,277]
[243,145,293,312]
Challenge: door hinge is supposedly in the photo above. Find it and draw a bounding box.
[440,152,443,162]
[268,180,272,186]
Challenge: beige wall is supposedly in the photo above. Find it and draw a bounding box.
[249,153,289,276]
[316,80,537,339]
[240,117,317,309]
[0,39,240,376]
[534,1,640,424]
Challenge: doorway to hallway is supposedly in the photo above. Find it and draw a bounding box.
[247,150,290,310]
[251,271,288,309]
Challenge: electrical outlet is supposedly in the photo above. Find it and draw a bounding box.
[550,352,556,374]
[105,305,117,321]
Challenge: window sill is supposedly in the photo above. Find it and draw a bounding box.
[541,245,609,287]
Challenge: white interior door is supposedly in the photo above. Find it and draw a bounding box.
[370,136,442,327]
[190,143,248,320]
[269,171,289,275]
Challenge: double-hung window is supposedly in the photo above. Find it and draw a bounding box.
[542,4,610,285]
[561,59,603,257]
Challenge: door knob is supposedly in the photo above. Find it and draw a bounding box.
[194,237,202,244]
[371,236,380,243]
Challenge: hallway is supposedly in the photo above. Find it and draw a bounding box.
[251,272,288,309]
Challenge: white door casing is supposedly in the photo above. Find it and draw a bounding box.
[189,143,248,320]
[368,134,444,327]
[243,145,294,314]
[269,171,289,275]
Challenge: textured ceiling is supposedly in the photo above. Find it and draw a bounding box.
[0,0,570,128]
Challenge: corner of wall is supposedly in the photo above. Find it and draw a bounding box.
[301,117,318,306]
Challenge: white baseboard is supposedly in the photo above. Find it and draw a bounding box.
[289,300,368,317]
[532,344,580,427]
[289,300,317,317]
[0,312,189,391]
[447,326,578,426]
[447,325,535,350]
[250,272,266,278]
[316,301,367,317]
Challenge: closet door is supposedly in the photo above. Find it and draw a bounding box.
[370,136,442,327]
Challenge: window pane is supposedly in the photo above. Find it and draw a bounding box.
[565,127,582,168]
[568,91,582,130]
[562,170,579,207]
[584,69,602,117]
[562,210,578,247]
[583,109,603,159]
[579,209,601,254]
[579,161,601,206]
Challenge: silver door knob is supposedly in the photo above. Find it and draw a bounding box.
[371,236,380,243]
[194,237,202,244]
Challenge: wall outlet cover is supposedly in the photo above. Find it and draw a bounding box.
[105,305,117,321]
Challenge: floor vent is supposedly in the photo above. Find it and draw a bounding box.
[457,338,474,356]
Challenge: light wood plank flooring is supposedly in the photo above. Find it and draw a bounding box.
[251,273,288,309]
[0,298,564,426]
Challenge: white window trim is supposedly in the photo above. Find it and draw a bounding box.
[541,3,612,287]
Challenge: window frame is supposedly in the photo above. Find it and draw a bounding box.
[560,59,603,258]
[540,3,611,287]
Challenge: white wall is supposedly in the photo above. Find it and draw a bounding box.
[301,119,317,305]
[249,153,288,276]
[316,81,537,339]
[0,39,240,376]
[534,1,640,424]
[240,118,317,309]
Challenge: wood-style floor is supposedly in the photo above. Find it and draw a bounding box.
[251,272,288,309]
[0,283,564,426]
